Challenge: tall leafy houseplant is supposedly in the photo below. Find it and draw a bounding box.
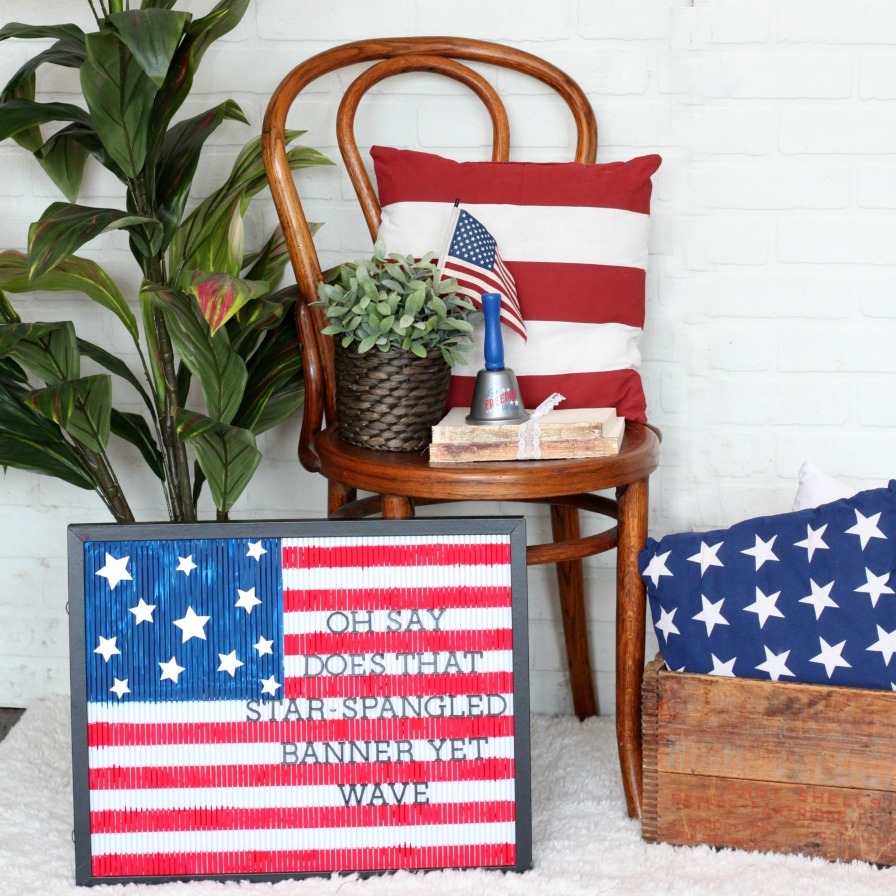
[0,1,329,522]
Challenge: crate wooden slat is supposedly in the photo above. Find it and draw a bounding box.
[641,657,896,865]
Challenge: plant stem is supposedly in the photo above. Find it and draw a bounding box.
[130,170,196,522]
[72,441,135,524]
[152,304,196,521]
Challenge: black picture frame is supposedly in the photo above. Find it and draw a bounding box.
[68,516,530,886]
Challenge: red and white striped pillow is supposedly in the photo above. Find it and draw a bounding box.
[371,147,661,423]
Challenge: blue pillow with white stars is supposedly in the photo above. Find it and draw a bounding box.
[639,482,896,691]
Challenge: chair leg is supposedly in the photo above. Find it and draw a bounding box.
[327,480,357,516]
[615,477,649,819]
[382,495,414,519]
[550,504,598,720]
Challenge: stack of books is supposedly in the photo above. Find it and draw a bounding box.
[429,407,624,463]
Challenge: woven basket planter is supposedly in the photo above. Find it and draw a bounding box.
[333,343,451,451]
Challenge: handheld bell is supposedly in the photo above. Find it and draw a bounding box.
[466,293,529,425]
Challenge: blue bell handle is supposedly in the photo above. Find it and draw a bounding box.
[482,292,504,371]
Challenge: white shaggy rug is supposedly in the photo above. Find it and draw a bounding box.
[1,698,894,895]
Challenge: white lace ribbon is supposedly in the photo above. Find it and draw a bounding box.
[517,393,565,460]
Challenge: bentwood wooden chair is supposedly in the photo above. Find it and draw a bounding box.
[262,37,660,819]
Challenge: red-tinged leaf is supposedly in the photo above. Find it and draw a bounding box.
[188,272,267,334]
[143,283,247,424]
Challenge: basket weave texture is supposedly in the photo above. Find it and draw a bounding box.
[333,344,451,451]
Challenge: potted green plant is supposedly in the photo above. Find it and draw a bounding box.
[315,238,482,451]
[0,0,331,522]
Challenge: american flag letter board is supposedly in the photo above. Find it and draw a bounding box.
[68,518,531,886]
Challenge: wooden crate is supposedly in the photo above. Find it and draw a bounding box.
[641,657,896,865]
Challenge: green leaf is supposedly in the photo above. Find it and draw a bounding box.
[110,409,164,480]
[0,23,86,45]
[138,287,166,408]
[34,128,89,203]
[186,1,251,67]
[155,99,247,246]
[80,30,159,177]
[233,316,304,434]
[0,378,93,488]
[38,121,127,184]
[169,135,331,278]
[144,284,247,423]
[0,250,139,340]
[27,203,160,280]
[77,337,155,417]
[27,374,112,454]
[0,321,79,384]
[242,226,290,287]
[229,286,295,354]
[0,97,91,144]
[174,406,260,514]
[0,290,19,325]
[187,272,268,334]
[106,10,190,87]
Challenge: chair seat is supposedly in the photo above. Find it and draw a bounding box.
[315,421,659,502]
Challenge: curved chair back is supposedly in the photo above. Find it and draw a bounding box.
[261,37,597,470]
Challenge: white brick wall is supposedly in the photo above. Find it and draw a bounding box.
[1,0,894,715]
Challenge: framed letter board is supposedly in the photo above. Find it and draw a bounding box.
[68,517,530,885]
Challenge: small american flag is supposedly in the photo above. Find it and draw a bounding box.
[640,483,896,691]
[80,532,520,880]
[439,206,527,341]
